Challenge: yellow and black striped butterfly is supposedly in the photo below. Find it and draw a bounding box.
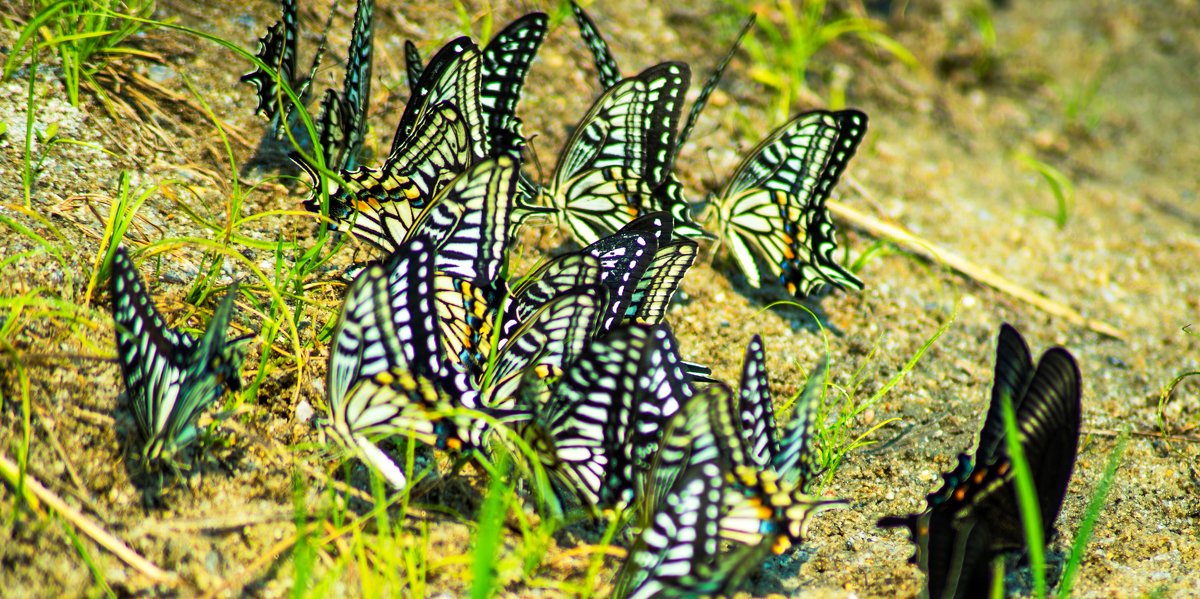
[570,1,756,239]
[326,236,466,487]
[616,385,844,598]
[877,324,1082,599]
[736,334,826,490]
[521,323,699,512]
[109,247,251,467]
[405,13,548,160]
[714,109,867,296]
[540,62,691,246]
[240,0,330,131]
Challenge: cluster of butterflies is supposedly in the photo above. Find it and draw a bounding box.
[102,1,1086,597]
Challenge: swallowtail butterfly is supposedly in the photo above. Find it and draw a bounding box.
[737,335,827,489]
[616,386,843,597]
[877,324,1082,599]
[109,247,250,466]
[713,109,867,297]
[570,1,756,239]
[540,62,690,246]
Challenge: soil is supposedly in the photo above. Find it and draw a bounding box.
[1,0,1198,597]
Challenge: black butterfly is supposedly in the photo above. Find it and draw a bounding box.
[541,62,691,246]
[570,1,756,239]
[109,247,251,466]
[713,109,867,297]
[877,323,1083,599]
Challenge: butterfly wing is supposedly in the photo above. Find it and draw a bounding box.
[110,248,244,461]
[392,38,488,161]
[977,323,1036,462]
[480,12,548,158]
[339,0,374,171]
[1017,346,1082,538]
[505,253,603,337]
[718,109,867,294]
[550,62,691,245]
[411,155,518,285]
[530,324,648,509]
[736,334,778,470]
[484,285,604,409]
[569,1,622,89]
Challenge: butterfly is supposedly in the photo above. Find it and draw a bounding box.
[404,12,548,160]
[877,323,1083,599]
[570,1,757,239]
[241,0,331,130]
[520,323,698,512]
[713,109,868,297]
[615,385,843,598]
[321,37,545,251]
[540,62,691,246]
[325,236,467,487]
[736,334,827,490]
[109,247,251,467]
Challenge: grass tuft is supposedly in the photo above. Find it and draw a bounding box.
[726,0,918,119]
[1014,152,1075,229]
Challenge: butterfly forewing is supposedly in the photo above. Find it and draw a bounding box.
[736,335,778,470]
[412,155,518,285]
[774,355,828,489]
[480,12,548,158]
[340,0,374,170]
[529,325,647,509]
[484,285,604,409]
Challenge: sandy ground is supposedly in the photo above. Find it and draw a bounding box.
[1,0,1198,596]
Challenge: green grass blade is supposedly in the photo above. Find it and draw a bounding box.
[471,456,511,599]
[1000,391,1046,598]
[1056,434,1127,598]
